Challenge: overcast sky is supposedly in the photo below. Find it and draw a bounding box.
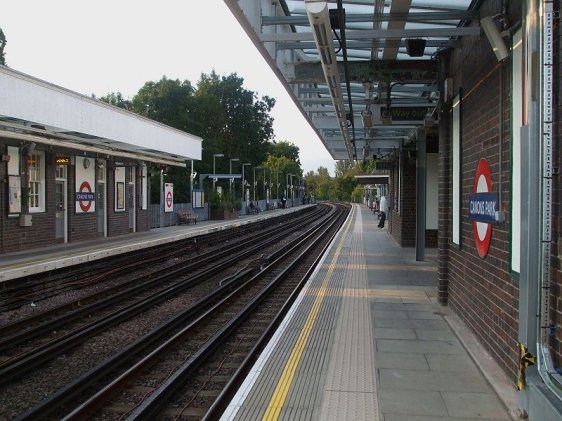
[1,0,335,174]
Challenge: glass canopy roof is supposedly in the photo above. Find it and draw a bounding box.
[226,0,478,161]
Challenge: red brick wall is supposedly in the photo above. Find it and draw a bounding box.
[389,150,417,247]
[442,3,520,380]
[1,140,151,253]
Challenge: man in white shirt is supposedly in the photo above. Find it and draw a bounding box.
[378,195,388,228]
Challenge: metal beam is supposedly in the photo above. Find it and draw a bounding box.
[260,27,481,42]
[262,11,479,26]
[278,39,457,50]
[293,60,438,84]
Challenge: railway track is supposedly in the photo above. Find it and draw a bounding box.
[0,206,325,385]
[19,203,348,420]
[0,203,349,419]
[0,208,308,312]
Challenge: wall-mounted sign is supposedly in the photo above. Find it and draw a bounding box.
[381,107,427,121]
[469,192,498,224]
[55,156,70,165]
[164,183,174,213]
[75,156,96,213]
[470,158,494,258]
[192,189,205,208]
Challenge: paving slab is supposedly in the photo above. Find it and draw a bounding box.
[441,391,510,419]
[378,389,449,417]
[379,368,493,393]
[375,352,429,370]
[425,354,479,372]
[415,328,459,341]
[377,339,465,355]
[374,328,417,340]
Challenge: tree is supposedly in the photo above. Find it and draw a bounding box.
[98,92,131,110]
[335,160,354,177]
[0,28,7,66]
[97,72,302,204]
[268,141,301,166]
[131,76,196,131]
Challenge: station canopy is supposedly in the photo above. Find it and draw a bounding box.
[0,66,202,167]
[226,0,477,162]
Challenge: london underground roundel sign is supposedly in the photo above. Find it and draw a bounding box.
[469,159,497,258]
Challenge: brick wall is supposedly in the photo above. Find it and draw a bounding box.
[442,1,520,381]
[388,150,417,247]
[107,167,132,237]
[1,140,152,253]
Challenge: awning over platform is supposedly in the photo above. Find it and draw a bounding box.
[0,66,202,167]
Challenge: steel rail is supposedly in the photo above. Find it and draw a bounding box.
[203,205,349,419]
[0,207,325,386]
[53,206,343,420]
[125,205,347,419]
[0,206,322,349]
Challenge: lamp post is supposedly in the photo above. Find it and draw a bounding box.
[262,167,267,208]
[286,173,292,207]
[274,171,280,202]
[213,153,224,191]
[253,166,259,202]
[229,158,239,195]
[242,163,251,203]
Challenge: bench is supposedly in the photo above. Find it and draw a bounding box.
[177,210,198,225]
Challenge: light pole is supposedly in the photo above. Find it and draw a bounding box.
[213,153,224,191]
[253,166,258,202]
[242,163,251,203]
[229,158,239,195]
[254,166,264,207]
[286,173,292,207]
[262,167,267,208]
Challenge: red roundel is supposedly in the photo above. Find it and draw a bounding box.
[473,159,492,258]
[79,181,92,212]
[166,191,173,209]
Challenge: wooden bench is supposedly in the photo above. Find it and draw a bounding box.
[177,210,198,225]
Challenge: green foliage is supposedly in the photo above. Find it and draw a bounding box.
[267,141,301,166]
[209,190,241,211]
[98,92,132,109]
[99,71,302,204]
[0,28,7,66]
[305,161,362,202]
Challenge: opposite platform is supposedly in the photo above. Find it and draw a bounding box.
[222,204,515,421]
[0,206,308,283]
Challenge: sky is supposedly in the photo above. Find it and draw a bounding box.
[1,0,335,175]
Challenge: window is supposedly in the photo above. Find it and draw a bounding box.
[28,151,45,212]
[55,165,67,180]
[452,92,462,246]
[510,28,523,274]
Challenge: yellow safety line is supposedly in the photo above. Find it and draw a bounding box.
[262,206,355,421]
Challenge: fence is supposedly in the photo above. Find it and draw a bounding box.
[149,196,307,229]
[149,203,209,228]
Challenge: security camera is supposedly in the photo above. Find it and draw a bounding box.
[481,16,509,62]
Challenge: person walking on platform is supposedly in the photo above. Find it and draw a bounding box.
[378,195,388,228]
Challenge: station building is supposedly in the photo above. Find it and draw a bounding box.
[0,66,202,254]
[227,0,562,418]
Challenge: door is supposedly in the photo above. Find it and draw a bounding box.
[97,160,107,236]
[128,167,136,232]
[55,165,67,243]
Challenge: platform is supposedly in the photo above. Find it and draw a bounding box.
[221,204,517,421]
[0,206,308,283]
